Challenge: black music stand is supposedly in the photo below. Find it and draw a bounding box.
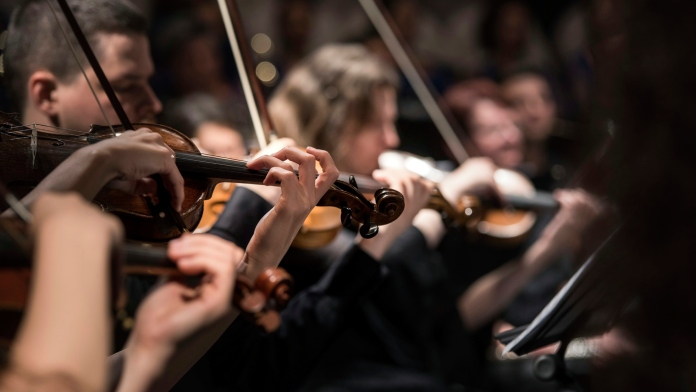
[495,230,632,390]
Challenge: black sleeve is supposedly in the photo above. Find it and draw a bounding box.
[202,245,387,392]
[207,187,272,248]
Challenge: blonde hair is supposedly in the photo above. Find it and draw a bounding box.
[269,44,398,163]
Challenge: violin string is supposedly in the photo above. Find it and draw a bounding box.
[45,0,117,137]
[0,182,33,224]
[0,129,271,175]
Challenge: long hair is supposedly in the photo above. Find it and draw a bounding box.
[269,44,398,165]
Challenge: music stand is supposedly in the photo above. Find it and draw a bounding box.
[495,230,632,388]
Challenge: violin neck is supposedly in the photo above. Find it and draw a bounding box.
[121,243,181,276]
[175,153,270,185]
[506,192,559,211]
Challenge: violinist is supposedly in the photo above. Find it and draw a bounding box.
[3,0,183,210]
[3,2,372,391]
[501,69,577,191]
[168,44,442,391]
[257,43,606,391]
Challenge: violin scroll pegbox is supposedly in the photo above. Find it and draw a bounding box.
[320,175,405,239]
[234,268,293,333]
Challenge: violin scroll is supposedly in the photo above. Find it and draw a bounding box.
[233,267,294,333]
[318,176,405,239]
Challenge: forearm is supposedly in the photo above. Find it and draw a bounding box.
[10,221,112,392]
[242,207,306,280]
[412,209,447,249]
[18,147,114,207]
[458,237,556,330]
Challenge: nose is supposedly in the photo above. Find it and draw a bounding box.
[502,123,522,145]
[383,123,400,149]
[140,85,162,120]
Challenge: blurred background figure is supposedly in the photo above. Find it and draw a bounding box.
[478,0,557,81]
[444,78,525,170]
[501,70,578,190]
[161,93,247,159]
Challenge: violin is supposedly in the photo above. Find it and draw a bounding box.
[0,114,405,242]
[0,215,294,347]
[352,151,560,246]
[287,163,558,249]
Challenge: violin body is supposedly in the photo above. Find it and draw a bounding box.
[377,150,559,246]
[0,117,209,241]
[197,182,237,232]
[92,123,210,241]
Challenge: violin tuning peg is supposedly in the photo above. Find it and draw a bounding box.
[359,219,379,239]
[341,206,352,228]
[348,175,358,189]
[256,310,282,333]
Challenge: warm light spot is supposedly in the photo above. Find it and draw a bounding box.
[251,33,273,55]
[256,61,278,86]
[465,207,473,216]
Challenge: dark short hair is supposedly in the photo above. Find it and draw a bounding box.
[161,93,242,139]
[4,0,147,107]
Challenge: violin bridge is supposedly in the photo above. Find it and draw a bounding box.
[31,124,37,168]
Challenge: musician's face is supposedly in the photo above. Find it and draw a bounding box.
[194,122,247,159]
[54,33,161,131]
[502,74,556,141]
[469,99,523,169]
[340,87,400,176]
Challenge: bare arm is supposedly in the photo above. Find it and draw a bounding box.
[458,189,605,331]
[1,193,122,392]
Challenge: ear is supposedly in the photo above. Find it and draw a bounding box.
[27,70,60,117]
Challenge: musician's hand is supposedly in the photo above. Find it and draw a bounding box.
[238,138,298,204]
[96,128,185,212]
[538,189,605,256]
[16,129,184,213]
[358,168,433,260]
[439,157,501,206]
[243,146,339,278]
[120,234,240,389]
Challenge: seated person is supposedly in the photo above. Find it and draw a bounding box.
[501,69,579,190]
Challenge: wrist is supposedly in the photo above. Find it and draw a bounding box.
[412,209,446,249]
[80,143,120,184]
[237,184,281,205]
[117,343,173,392]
